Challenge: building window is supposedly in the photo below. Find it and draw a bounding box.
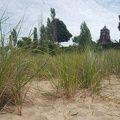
[102,32,105,35]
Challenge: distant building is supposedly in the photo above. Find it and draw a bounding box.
[98,26,112,44]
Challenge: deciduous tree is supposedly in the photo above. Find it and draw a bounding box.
[73,21,92,46]
[51,19,72,43]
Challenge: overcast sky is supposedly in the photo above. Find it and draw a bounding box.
[0,0,120,46]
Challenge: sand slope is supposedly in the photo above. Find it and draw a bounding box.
[0,75,120,120]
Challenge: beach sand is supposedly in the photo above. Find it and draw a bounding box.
[0,75,120,120]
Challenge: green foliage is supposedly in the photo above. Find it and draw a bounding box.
[33,27,38,47]
[100,43,120,49]
[17,40,24,47]
[99,50,120,78]
[73,21,92,49]
[72,36,79,45]
[0,11,49,114]
[46,18,52,41]
[17,37,32,49]
[49,49,120,98]
[80,49,101,92]
[51,53,79,98]
[48,42,60,55]
[9,35,13,48]
[40,25,47,45]
[46,8,72,43]
[49,50,102,98]
[22,37,32,46]
[60,45,78,53]
[2,7,120,110]
[16,8,72,54]
[80,22,92,44]
[33,27,38,41]
[50,8,56,20]
[51,19,72,43]
[118,15,120,31]
[1,6,116,116]
[10,29,17,47]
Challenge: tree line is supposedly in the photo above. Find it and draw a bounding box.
[8,8,94,54]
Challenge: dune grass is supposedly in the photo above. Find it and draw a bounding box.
[0,10,49,115]
[0,48,49,114]
[0,43,120,113]
[45,48,120,98]
[48,49,101,98]
[0,8,120,115]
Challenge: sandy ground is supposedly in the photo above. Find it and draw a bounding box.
[0,75,120,120]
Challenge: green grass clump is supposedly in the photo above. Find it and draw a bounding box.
[50,53,80,98]
[0,10,49,115]
[49,49,102,98]
[48,48,120,98]
[79,49,102,92]
[0,49,36,114]
[98,50,120,78]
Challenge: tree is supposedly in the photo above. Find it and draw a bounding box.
[9,34,13,48]
[46,18,52,41]
[10,29,17,47]
[22,37,32,46]
[72,36,79,45]
[46,8,72,43]
[50,8,57,43]
[39,25,47,45]
[17,37,32,48]
[50,8,56,20]
[17,40,24,47]
[73,21,92,46]
[118,15,120,31]
[33,27,38,46]
[51,19,72,43]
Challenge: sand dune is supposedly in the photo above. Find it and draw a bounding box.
[0,75,120,120]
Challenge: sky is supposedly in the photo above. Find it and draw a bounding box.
[0,0,120,46]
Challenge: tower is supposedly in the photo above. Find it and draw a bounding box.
[98,26,111,44]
